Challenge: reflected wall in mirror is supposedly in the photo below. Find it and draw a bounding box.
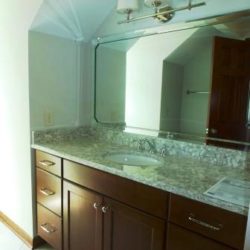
[95,13,250,150]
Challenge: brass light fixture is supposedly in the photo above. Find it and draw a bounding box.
[117,0,206,24]
[144,0,175,22]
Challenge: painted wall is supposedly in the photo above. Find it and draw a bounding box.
[125,30,196,131]
[180,40,212,135]
[159,38,212,136]
[160,62,183,132]
[125,36,164,131]
[0,0,42,237]
[29,31,87,130]
[96,46,126,123]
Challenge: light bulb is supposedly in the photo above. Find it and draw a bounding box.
[117,0,139,13]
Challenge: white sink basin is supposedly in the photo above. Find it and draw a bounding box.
[103,152,162,166]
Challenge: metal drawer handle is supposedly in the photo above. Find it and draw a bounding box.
[93,203,101,210]
[40,188,55,196]
[38,160,55,167]
[188,214,223,231]
[40,223,56,234]
[101,206,109,213]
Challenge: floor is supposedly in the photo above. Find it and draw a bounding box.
[0,222,53,250]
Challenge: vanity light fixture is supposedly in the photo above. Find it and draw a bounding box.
[144,0,175,23]
[117,0,139,22]
[117,0,206,24]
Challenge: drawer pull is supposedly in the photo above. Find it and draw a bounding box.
[93,203,101,210]
[40,223,56,234]
[39,160,55,167]
[102,206,110,213]
[188,214,223,231]
[40,188,55,196]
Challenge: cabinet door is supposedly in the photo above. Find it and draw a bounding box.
[167,223,234,250]
[103,197,165,250]
[63,181,102,250]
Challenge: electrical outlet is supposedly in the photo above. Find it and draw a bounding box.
[43,110,54,126]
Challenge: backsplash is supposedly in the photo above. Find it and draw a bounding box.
[32,126,93,143]
[32,124,248,169]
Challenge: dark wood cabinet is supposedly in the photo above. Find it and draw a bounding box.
[244,203,250,250]
[167,223,234,250]
[63,180,166,250]
[169,194,247,250]
[36,150,62,177]
[36,168,62,216]
[37,204,62,250]
[63,160,168,219]
[35,151,63,250]
[103,197,165,250]
[63,181,102,250]
[34,150,247,250]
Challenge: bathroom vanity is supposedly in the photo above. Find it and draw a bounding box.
[32,127,249,250]
[33,10,250,250]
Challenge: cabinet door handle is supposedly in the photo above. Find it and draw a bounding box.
[40,223,56,234]
[101,206,109,213]
[38,160,55,167]
[40,188,55,196]
[188,214,223,231]
[93,203,101,210]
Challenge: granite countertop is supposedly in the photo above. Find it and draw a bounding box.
[32,135,250,216]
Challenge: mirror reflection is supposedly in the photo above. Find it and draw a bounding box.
[95,15,250,149]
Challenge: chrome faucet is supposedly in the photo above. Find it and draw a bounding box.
[138,139,157,154]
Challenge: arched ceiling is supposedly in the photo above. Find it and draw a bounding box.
[30,0,116,41]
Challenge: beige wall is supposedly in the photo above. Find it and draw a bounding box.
[29,31,82,130]
[0,0,42,237]
[161,62,183,132]
[96,46,126,123]
[180,41,212,135]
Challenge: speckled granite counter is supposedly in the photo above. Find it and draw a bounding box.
[32,127,250,216]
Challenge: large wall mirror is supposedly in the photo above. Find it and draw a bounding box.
[95,11,250,150]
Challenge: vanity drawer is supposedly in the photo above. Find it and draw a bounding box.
[37,204,62,250]
[36,168,62,216]
[36,150,62,177]
[63,159,168,219]
[167,223,234,250]
[169,194,247,249]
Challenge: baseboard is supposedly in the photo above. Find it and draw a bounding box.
[0,211,33,248]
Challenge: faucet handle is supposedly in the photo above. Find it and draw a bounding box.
[160,145,168,157]
[138,139,145,151]
[131,139,144,151]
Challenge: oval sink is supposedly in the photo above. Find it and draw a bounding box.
[103,152,162,166]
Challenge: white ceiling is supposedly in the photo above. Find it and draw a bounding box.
[30,0,250,41]
[31,0,116,41]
